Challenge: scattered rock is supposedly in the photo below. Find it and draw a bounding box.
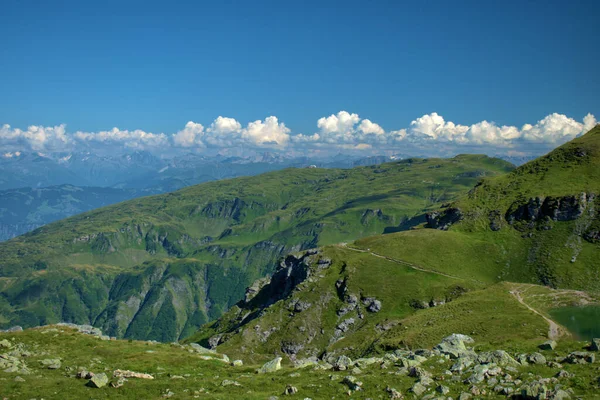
[436,385,450,395]
[564,351,595,364]
[434,334,476,359]
[76,370,94,379]
[539,340,557,351]
[110,378,126,388]
[87,373,109,388]
[283,384,298,395]
[552,389,571,399]
[257,357,282,374]
[40,358,61,369]
[478,350,519,367]
[342,375,363,391]
[520,381,548,399]
[555,370,572,379]
[232,359,244,367]
[189,343,216,354]
[0,339,12,349]
[528,352,547,365]
[590,338,600,351]
[221,379,241,387]
[14,376,25,382]
[410,382,428,396]
[113,369,154,379]
[333,355,353,371]
[385,386,403,399]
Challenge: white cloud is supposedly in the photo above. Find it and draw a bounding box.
[242,116,290,146]
[172,121,205,148]
[0,112,596,156]
[358,119,385,135]
[208,116,242,134]
[520,113,596,143]
[75,127,169,149]
[0,123,69,151]
[317,111,360,135]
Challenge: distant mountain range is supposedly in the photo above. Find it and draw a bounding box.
[0,150,535,242]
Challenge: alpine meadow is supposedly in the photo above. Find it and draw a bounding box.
[1,1,600,399]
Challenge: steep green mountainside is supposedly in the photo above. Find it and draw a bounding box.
[188,127,600,363]
[0,185,153,242]
[0,155,513,340]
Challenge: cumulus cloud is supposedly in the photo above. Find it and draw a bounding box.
[172,121,205,148]
[0,112,596,156]
[75,127,169,149]
[358,119,385,135]
[317,111,360,135]
[208,116,242,135]
[0,123,69,151]
[242,116,290,147]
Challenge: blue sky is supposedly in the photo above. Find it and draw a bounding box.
[0,0,598,157]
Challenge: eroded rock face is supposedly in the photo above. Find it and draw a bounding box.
[426,207,463,230]
[506,193,595,225]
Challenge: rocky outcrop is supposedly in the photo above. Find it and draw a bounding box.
[506,193,596,226]
[426,207,463,230]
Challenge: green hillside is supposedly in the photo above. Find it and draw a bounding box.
[188,126,600,364]
[0,155,513,340]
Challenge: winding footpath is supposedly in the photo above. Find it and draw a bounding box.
[337,243,467,281]
[509,284,563,340]
[338,243,565,340]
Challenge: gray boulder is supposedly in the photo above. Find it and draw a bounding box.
[257,357,282,374]
[564,351,595,364]
[40,358,61,369]
[590,338,600,351]
[434,334,476,359]
[333,355,353,371]
[520,381,548,399]
[539,340,557,350]
[477,350,519,367]
[528,352,547,365]
[87,373,109,388]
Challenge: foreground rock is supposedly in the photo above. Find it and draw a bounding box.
[87,373,109,388]
[257,357,282,374]
[113,369,154,379]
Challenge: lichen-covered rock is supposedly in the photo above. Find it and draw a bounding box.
[87,373,109,388]
[520,381,548,399]
[283,384,298,395]
[410,382,428,396]
[342,375,362,391]
[528,352,547,365]
[564,351,595,364]
[39,358,61,369]
[539,340,557,351]
[333,355,353,371]
[257,357,282,374]
[434,334,476,359]
[113,369,154,379]
[189,343,216,354]
[385,386,403,399]
[478,350,519,367]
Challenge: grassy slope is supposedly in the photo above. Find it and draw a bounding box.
[2,326,600,399]
[0,155,513,339]
[189,127,600,360]
[187,246,550,362]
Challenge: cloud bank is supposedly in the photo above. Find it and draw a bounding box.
[1,112,596,157]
